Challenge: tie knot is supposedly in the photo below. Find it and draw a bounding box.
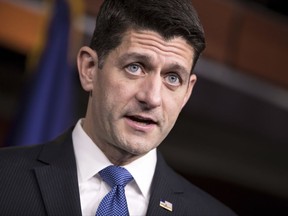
[99,165,133,188]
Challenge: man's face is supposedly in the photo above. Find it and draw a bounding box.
[86,29,196,157]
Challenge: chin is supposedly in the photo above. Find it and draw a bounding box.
[121,142,154,156]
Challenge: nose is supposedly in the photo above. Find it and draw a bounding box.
[136,74,162,109]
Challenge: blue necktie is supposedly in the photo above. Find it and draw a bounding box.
[96,165,133,216]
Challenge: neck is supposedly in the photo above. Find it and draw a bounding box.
[99,144,141,166]
[82,118,140,166]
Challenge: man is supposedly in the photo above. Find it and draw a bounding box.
[0,0,236,215]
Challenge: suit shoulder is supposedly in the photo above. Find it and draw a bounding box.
[0,144,44,167]
[170,168,237,215]
[0,129,73,166]
[155,152,237,215]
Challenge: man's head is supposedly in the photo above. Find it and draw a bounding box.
[78,0,205,165]
[90,0,205,71]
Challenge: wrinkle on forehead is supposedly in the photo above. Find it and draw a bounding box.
[125,30,194,59]
[112,29,194,74]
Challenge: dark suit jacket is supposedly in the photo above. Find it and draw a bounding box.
[0,129,236,215]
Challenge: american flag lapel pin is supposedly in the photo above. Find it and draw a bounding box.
[159,199,173,212]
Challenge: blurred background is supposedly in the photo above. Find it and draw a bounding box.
[0,0,287,215]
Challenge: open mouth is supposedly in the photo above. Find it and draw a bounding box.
[126,115,157,125]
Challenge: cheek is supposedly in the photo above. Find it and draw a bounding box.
[112,78,139,100]
[102,79,135,112]
[163,91,187,122]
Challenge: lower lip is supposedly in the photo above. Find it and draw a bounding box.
[125,117,156,132]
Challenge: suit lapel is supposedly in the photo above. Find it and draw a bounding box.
[34,130,82,216]
[146,151,185,215]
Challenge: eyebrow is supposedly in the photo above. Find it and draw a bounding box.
[118,52,154,70]
[118,52,191,78]
[167,63,190,78]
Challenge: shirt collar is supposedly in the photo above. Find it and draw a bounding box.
[72,119,157,199]
[124,149,157,199]
[72,119,113,184]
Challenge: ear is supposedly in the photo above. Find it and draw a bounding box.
[181,74,197,109]
[77,46,98,92]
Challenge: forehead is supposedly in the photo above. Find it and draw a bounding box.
[112,29,195,70]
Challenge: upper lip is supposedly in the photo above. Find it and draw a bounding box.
[126,114,158,125]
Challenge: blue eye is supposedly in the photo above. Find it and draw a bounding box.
[127,64,140,73]
[166,74,180,86]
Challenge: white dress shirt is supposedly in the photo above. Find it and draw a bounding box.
[72,119,157,216]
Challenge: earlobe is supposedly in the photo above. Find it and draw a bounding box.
[77,46,98,92]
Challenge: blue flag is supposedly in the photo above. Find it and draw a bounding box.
[6,0,79,146]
